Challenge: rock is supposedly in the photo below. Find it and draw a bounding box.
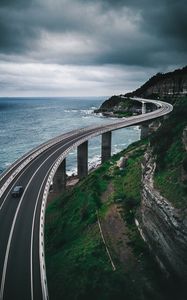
[116,156,127,169]
[137,149,187,282]
[182,126,187,151]
[125,66,187,100]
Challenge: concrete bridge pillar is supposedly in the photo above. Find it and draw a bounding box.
[78,141,88,179]
[141,123,149,139]
[102,131,112,163]
[142,102,146,114]
[53,158,66,193]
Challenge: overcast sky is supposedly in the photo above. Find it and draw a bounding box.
[0,0,186,97]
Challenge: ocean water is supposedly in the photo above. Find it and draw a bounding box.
[0,97,140,175]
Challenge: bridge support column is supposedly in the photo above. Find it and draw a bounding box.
[142,102,146,114]
[53,158,66,193]
[102,131,112,163]
[141,123,149,139]
[78,141,88,179]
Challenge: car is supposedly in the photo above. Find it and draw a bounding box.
[11,185,24,198]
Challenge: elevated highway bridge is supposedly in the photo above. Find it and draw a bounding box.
[0,98,173,300]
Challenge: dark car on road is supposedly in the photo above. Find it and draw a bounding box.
[11,186,24,198]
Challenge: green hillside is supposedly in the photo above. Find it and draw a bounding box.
[45,97,187,300]
[45,143,181,300]
[150,98,187,208]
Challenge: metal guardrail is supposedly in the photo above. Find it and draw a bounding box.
[40,97,173,300]
[0,97,173,300]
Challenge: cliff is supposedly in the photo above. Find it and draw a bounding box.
[45,74,187,299]
[139,149,187,281]
[45,99,187,298]
[137,100,187,289]
[95,66,187,115]
[46,140,179,300]
[183,126,187,151]
[95,95,155,116]
[125,66,187,101]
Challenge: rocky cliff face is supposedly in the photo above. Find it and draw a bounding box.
[138,149,187,281]
[183,126,187,151]
[126,66,187,100]
[144,75,187,97]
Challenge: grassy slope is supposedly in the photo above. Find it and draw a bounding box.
[96,97,141,117]
[45,160,135,300]
[45,98,187,299]
[45,140,174,300]
[150,97,187,209]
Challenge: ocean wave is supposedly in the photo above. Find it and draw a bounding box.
[82,116,90,119]
[64,109,79,113]
[0,98,140,174]
[33,106,60,111]
[133,125,140,130]
[92,112,104,118]
[80,109,93,115]
[66,154,101,176]
[88,155,101,171]
[66,166,77,176]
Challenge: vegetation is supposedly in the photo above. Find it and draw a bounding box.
[45,140,176,300]
[125,66,187,99]
[98,95,122,111]
[45,160,135,300]
[150,97,187,208]
[45,94,187,299]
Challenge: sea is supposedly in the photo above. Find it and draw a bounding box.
[0,97,140,176]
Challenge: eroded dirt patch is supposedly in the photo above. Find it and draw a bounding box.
[100,182,137,271]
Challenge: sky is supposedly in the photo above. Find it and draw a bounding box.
[0,0,186,97]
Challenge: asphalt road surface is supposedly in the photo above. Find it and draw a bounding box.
[0,98,173,300]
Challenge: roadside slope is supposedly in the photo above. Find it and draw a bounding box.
[45,140,178,300]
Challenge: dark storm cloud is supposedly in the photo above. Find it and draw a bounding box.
[0,0,186,68]
[140,0,187,43]
[0,2,39,52]
[0,0,32,8]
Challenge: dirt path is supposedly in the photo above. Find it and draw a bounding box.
[100,182,137,271]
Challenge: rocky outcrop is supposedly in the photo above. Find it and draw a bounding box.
[126,66,187,100]
[95,96,155,114]
[98,95,122,110]
[144,75,187,98]
[138,149,187,281]
[183,126,187,151]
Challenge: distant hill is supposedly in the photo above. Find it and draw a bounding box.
[96,66,187,113]
[125,66,187,101]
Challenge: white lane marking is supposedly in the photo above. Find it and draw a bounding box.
[0,153,50,211]
[35,132,104,300]
[30,170,51,300]
[0,97,173,300]
[38,100,173,299]
[0,127,96,198]
[0,131,81,182]
[0,138,74,300]
[0,129,95,211]
[0,169,41,300]
[0,159,54,300]
[0,131,94,300]
[0,97,172,188]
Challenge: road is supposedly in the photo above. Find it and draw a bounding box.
[0,97,173,300]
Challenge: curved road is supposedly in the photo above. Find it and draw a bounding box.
[0,98,173,300]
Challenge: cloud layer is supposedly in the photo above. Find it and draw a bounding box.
[0,0,186,96]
